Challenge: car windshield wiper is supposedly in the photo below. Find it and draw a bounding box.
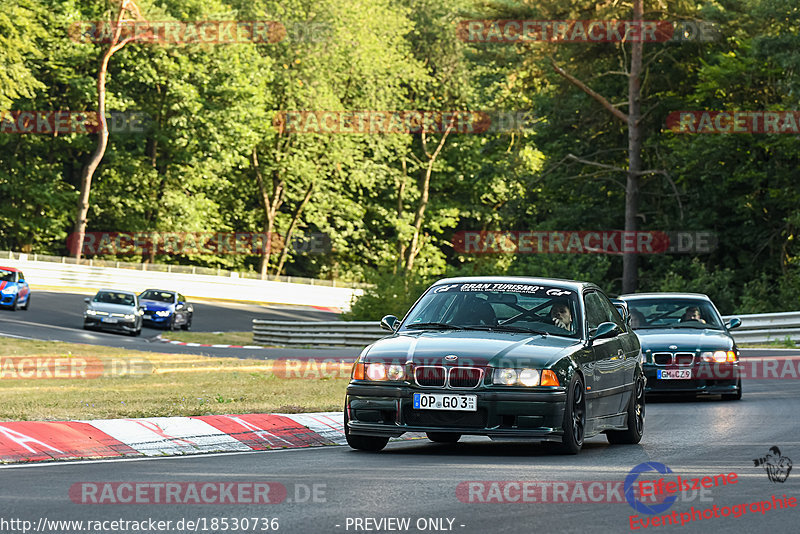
[461,324,549,336]
[405,322,464,330]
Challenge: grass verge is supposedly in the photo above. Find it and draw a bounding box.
[0,338,347,421]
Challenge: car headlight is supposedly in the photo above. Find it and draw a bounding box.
[124,314,135,320]
[363,363,405,381]
[493,368,518,385]
[85,309,97,316]
[493,368,560,386]
[1,286,18,294]
[701,350,737,363]
[155,310,171,317]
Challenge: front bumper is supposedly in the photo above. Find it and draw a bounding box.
[84,316,138,333]
[0,292,18,306]
[643,362,740,395]
[142,313,171,326]
[345,383,566,440]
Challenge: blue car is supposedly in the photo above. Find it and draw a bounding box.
[0,266,31,311]
[138,289,193,330]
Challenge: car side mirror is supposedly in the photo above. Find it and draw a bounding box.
[589,321,620,342]
[725,318,742,330]
[84,297,91,304]
[611,299,630,325]
[380,315,400,332]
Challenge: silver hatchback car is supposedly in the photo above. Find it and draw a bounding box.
[83,289,144,336]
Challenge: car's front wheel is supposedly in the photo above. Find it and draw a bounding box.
[181,314,192,330]
[555,373,586,454]
[426,432,461,443]
[344,407,389,452]
[607,373,645,445]
[22,294,29,310]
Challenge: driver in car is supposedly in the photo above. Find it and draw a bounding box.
[549,301,573,332]
[680,306,706,323]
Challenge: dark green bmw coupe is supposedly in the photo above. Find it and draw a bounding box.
[619,292,742,400]
[344,277,645,454]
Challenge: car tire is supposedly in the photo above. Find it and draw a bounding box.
[344,406,389,452]
[168,315,176,331]
[555,373,586,454]
[181,315,192,331]
[607,373,645,445]
[722,379,742,401]
[426,432,461,443]
[8,295,18,311]
[22,294,29,310]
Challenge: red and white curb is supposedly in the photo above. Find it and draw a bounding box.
[155,335,265,350]
[0,412,415,464]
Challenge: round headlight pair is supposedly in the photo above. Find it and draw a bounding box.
[365,363,405,381]
[492,368,541,386]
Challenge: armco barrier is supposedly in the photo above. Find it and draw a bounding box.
[0,255,360,310]
[722,312,800,344]
[252,312,800,348]
[253,320,385,348]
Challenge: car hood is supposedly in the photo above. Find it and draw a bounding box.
[140,300,174,311]
[88,302,137,314]
[364,330,581,368]
[633,328,734,351]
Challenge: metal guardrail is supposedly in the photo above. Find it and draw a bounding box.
[722,312,800,344]
[253,311,800,348]
[253,320,385,348]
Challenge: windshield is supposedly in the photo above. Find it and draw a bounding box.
[0,269,15,282]
[93,291,136,307]
[402,282,581,338]
[140,290,175,303]
[625,298,724,330]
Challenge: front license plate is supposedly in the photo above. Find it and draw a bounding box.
[657,369,692,379]
[413,393,477,411]
[102,317,118,323]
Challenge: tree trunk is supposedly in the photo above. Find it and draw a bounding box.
[70,0,140,260]
[252,147,284,279]
[274,182,314,277]
[395,157,407,274]
[403,126,452,274]
[623,0,644,294]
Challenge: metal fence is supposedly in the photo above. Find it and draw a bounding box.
[0,250,368,288]
[0,252,361,310]
[722,312,800,344]
[252,311,800,348]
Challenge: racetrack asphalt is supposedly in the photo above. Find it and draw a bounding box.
[1,376,798,534]
[0,291,359,360]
